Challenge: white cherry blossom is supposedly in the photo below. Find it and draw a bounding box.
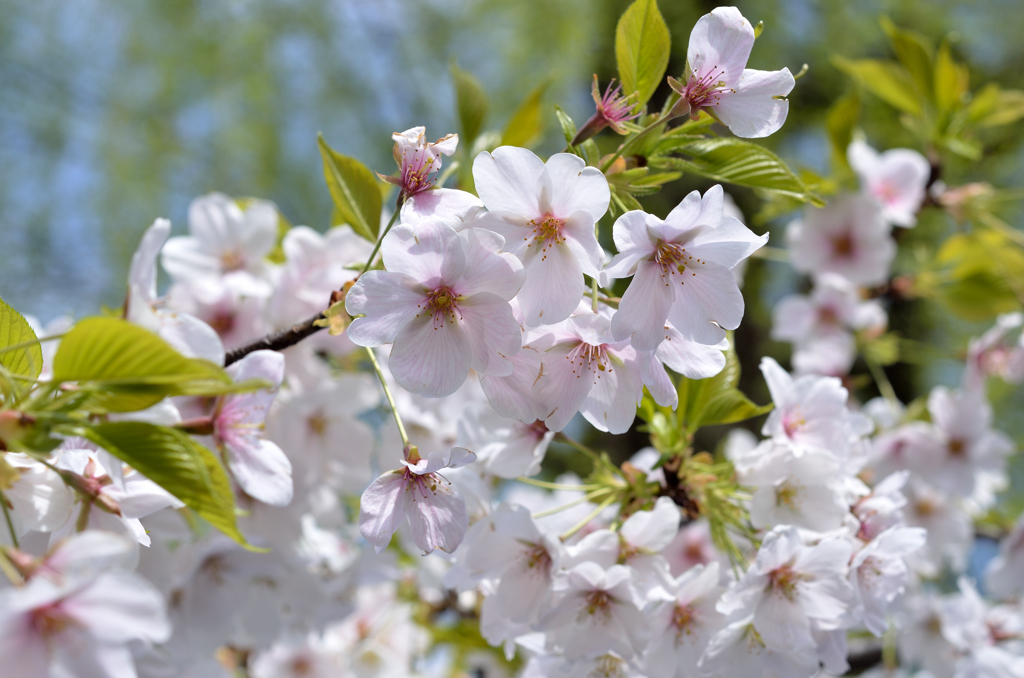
[849,139,931,227]
[644,562,726,678]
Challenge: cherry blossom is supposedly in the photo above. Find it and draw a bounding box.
[605,185,767,349]
[848,139,931,227]
[472,146,609,326]
[358,445,477,554]
[787,193,896,287]
[669,7,795,138]
[644,562,726,678]
[346,220,524,397]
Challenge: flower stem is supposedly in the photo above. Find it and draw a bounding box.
[599,115,673,173]
[359,196,405,277]
[0,490,18,549]
[559,493,618,541]
[0,333,67,357]
[532,487,613,518]
[865,357,899,405]
[365,347,410,447]
[0,549,22,586]
[515,476,601,491]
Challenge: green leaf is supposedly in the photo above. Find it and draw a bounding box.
[934,40,968,114]
[826,91,861,171]
[694,389,773,429]
[501,80,550,148]
[554,105,578,148]
[52,317,234,412]
[615,0,670,109]
[661,137,820,204]
[317,134,382,244]
[450,63,489,151]
[832,56,922,116]
[918,230,1024,321]
[0,298,43,382]
[82,422,250,547]
[975,89,1024,129]
[880,17,934,103]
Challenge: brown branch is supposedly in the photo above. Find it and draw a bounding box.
[222,290,345,367]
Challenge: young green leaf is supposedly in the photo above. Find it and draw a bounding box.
[317,134,383,244]
[826,91,861,172]
[82,421,251,547]
[659,137,820,204]
[554,105,579,148]
[934,40,968,114]
[451,63,489,151]
[52,317,236,412]
[880,17,934,103]
[0,297,43,382]
[501,80,550,148]
[832,56,922,116]
[615,0,671,110]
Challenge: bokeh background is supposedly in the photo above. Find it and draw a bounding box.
[4,0,1024,498]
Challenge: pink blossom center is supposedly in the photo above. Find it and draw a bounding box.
[30,603,75,638]
[219,249,246,272]
[523,543,553,574]
[419,286,462,327]
[767,565,806,601]
[832,231,855,258]
[672,603,698,640]
[597,81,640,127]
[782,409,805,438]
[398,147,438,196]
[565,341,614,382]
[872,181,900,205]
[580,589,613,622]
[402,467,448,501]
[526,215,566,258]
[652,241,705,287]
[682,65,732,117]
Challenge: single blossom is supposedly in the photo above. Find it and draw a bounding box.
[456,403,553,478]
[850,526,926,636]
[161,192,279,299]
[963,312,1024,394]
[605,185,767,350]
[644,562,726,678]
[473,146,609,326]
[358,445,477,554]
[215,350,294,506]
[668,7,795,138]
[787,193,896,287]
[571,75,641,145]
[848,139,931,227]
[771,273,887,346]
[346,221,525,397]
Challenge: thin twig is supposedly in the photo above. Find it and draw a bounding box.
[365,347,410,447]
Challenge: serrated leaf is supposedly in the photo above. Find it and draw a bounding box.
[451,63,489,151]
[52,317,233,412]
[501,80,550,148]
[317,135,382,244]
[0,297,43,382]
[615,0,671,109]
[664,137,819,203]
[832,56,922,116]
[82,422,250,547]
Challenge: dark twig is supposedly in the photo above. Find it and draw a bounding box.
[846,646,884,673]
[223,290,344,367]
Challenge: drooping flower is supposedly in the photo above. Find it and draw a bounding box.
[848,139,931,228]
[472,146,609,326]
[214,350,294,507]
[161,192,280,299]
[532,307,646,434]
[346,221,524,397]
[668,7,795,138]
[571,75,641,145]
[358,445,477,554]
[605,185,767,350]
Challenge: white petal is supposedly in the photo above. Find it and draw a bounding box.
[473,146,546,216]
[345,271,425,346]
[226,438,294,507]
[380,221,457,284]
[714,68,795,138]
[459,293,522,377]
[66,572,171,644]
[455,227,524,299]
[388,310,473,397]
[406,482,469,554]
[687,7,755,89]
[517,240,584,327]
[128,219,171,302]
[543,154,610,222]
[612,260,675,351]
[665,260,743,344]
[358,471,407,553]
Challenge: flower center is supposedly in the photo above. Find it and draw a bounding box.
[672,603,697,640]
[652,241,703,286]
[580,589,613,622]
[767,565,805,601]
[220,250,246,272]
[526,215,566,258]
[307,411,327,437]
[818,306,839,325]
[948,437,966,457]
[524,543,552,573]
[782,409,805,438]
[420,286,461,327]
[30,603,74,638]
[775,480,801,510]
[399,148,438,195]
[565,341,614,383]
[832,231,855,257]
[683,65,731,116]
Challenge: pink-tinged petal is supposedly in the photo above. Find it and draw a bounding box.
[66,572,171,644]
[663,190,705,236]
[455,228,524,299]
[479,344,545,422]
[665,260,743,345]
[517,241,584,327]
[690,217,769,270]
[612,260,675,351]
[239,199,279,261]
[581,347,644,434]
[610,210,658,261]
[188,192,246,251]
[847,139,880,177]
[446,447,477,469]
[225,439,293,506]
[542,154,610,222]
[473,146,546,216]
[388,312,473,397]
[402,188,484,228]
[561,211,605,278]
[754,591,814,651]
[42,532,136,581]
[160,236,221,282]
[759,357,794,408]
[771,295,817,342]
[129,219,171,302]
[467,211,533,260]
[459,293,522,377]
[642,353,678,408]
[656,330,727,379]
[714,68,795,138]
[406,482,469,554]
[359,471,408,553]
[380,221,458,284]
[535,341,597,432]
[0,609,51,677]
[345,271,425,346]
[687,7,755,88]
[226,349,284,394]
[621,496,681,552]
